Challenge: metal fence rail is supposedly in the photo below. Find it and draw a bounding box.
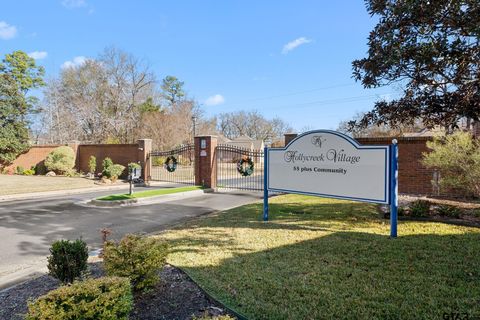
[149,144,195,184]
[215,145,264,191]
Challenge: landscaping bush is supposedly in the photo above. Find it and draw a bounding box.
[23,168,35,175]
[128,162,141,171]
[64,169,80,177]
[102,157,125,181]
[409,200,431,217]
[25,276,133,320]
[422,132,480,198]
[107,165,125,181]
[47,239,89,284]
[88,155,96,174]
[44,146,75,175]
[16,166,24,175]
[103,234,168,291]
[102,157,114,171]
[436,204,462,218]
[152,156,165,166]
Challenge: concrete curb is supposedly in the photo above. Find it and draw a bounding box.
[87,188,214,207]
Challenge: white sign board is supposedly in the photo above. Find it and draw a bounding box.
[267,130,390,204]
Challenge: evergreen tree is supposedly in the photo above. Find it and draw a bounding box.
[351,0,479,131]
[0,51,45,165]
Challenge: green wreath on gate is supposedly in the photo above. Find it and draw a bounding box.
[237,157,254,176]
[165,156,178,172]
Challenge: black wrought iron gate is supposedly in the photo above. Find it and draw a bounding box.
[149,144,195,184]
[215,145,264,191]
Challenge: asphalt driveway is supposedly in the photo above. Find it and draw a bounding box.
[0,187,261,289]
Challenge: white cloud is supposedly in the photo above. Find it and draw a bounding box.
[205,94,225,106]
[0,21,18,40]
[61,56,87,69]
[282,37,313,54]
[61,0,87,9]
[28,51,48,60]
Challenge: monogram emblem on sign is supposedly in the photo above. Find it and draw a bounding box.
[311,135,325,148]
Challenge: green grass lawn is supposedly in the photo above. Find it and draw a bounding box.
[157,194,480,320]
[97,186,202,201]
[0,175,98,196]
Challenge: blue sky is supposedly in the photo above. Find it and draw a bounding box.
[0,0,397,131]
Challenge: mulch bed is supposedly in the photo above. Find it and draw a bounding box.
[400,194,480,209]
[378,195,480,227]
[0,263,234,320]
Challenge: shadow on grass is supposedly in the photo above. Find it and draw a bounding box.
[184,200,382,232]
[173,231,480,320]
[162,197,480,320]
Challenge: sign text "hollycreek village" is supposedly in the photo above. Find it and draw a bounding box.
[283,149,361,164]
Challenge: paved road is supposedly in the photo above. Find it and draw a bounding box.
[0,187,262,289]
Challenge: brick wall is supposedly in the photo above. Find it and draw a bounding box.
[356,137,435,195]
[7,143,142,176]
[77,144,140,174]
[7,145,62,173]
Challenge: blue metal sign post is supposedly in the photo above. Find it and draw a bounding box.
[263,146,269,221]
[389,140,399,238]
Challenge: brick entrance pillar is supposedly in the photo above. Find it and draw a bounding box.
[194,135,218,189]
[137,139,152,182]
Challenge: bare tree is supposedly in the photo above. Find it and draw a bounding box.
[337,112,426,137]
[42,47,156,143]
[217,111,292,141]
[136,99,212,150]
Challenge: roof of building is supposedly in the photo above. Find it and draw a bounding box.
[223,135,264,150]
[402,127,445,137]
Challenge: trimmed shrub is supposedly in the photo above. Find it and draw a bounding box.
[26,277,133,320]
[23,168,35,175]
[103,234,168,291]
[102,157,114,171]
[102,158,125,181]
[64,169,79,177]
[88,155,96,174]
[152,156,165,166]
[422,132,480,198]
[436,204,462,218]
[44,146,75,175]
[16,166,24,175]
[47,239,88,284]
[106,164,125,181]
[409,200,431,217]
[128,162,141,171]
